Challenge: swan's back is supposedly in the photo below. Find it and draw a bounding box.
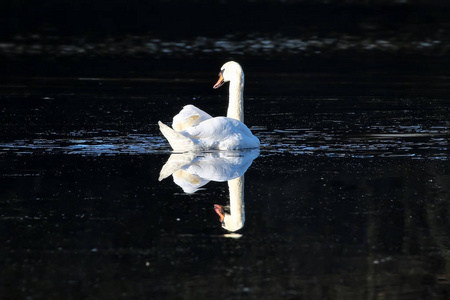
[183,117,260,150]
[172,105,212,131]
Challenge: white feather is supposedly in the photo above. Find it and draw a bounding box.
[158,61,259,152]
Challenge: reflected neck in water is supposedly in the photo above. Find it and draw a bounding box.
[222,176,245,232]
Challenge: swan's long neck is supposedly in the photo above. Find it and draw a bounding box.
[227,73,244,122]
[225,176,245,232]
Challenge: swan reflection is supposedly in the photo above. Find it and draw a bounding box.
[159,150,259,232]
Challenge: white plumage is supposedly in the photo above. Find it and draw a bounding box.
[158,61,260,152]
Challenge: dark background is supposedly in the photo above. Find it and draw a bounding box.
[1,0,450,78]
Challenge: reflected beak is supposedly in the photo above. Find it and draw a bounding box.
[214,204,225,222]
[213,73,225,89]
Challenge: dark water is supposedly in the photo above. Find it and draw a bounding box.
[1,1,450,299]
[0,74,449,299]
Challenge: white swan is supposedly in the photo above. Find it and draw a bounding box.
[158,61,260,151]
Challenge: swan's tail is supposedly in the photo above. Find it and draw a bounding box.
[158,121,195,151]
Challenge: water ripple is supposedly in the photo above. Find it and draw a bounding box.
[0,134,169,156]
[1,33,448,59]
[256,126,449,160]
[1,127,448,160]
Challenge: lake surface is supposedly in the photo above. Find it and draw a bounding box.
[1,1,450,299]
[0,72,449,299]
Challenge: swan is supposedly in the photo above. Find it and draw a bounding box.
[158,61,260,151]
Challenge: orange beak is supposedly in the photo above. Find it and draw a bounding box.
[214,204,225,222]
[213,73,225,89]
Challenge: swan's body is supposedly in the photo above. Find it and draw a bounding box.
[171,105,212,131]
[158,61,259,151]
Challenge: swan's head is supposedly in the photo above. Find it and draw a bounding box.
[213,61,244,89]
[214,204,244,232]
